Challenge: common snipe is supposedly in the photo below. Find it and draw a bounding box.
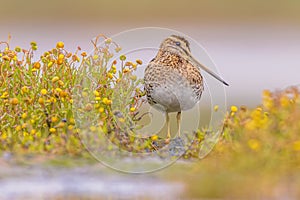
[144,35,228,140]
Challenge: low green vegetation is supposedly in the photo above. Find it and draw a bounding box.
[166,86,300,198]
[0,36,205,156]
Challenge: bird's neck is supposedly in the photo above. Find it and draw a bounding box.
[154,50,185,68]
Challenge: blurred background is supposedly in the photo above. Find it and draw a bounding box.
[1,0,300,107]
[1,1,300,199]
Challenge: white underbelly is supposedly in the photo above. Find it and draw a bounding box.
[151,83,199,113]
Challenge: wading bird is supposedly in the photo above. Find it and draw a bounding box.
[144,35,228,140]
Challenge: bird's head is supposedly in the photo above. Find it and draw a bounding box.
[160,35,229,86]
[160,35,191,57]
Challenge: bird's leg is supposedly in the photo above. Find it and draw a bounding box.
[166,113,171,139]
[177,112,181,137]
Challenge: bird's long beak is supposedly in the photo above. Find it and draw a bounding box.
[189,56,229,86]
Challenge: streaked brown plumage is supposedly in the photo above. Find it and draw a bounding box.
[144,35,228,139]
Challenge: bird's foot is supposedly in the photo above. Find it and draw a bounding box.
[165,137,171,144]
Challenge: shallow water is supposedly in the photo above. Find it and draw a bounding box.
[0,163,184,200]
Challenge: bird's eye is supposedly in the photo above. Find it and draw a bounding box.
[175,42,181,46]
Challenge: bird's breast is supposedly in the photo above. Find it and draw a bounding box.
[144,62,203,113]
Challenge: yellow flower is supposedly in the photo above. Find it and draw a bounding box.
[102,97,112,105]
[48,97,56,103]
[123,68,130,73]
[22,123,27,129]
[125,61,133,66]
[32,45,38,51]
[130,107,136,112]
[58,80,64,86]
[58,54,65,59]
[293,141,300,151]
[263,98,273,110]
[16,125,22,131]
[102,97,108,104]
[41,89,48,95]
[38,97,45,105]
[49,128,56,133]
[136,59,143,65]
[81,52,87,57]
[15,46,21,52]
[30,129,37,135]
[93,90,100,97]
[251,108,262,120]
[107,73,113,79]
[119,55,126,61]
[48,61,54,68]
[30,41,37,46]
[1,91,9,99]
[23,132,29,137]
[41,57,48,63]
[75,128,81,133]
[244,107,269,130]
[280,95,290,107]
[21,86,29,94]
[99,107,104,113]
[10,98,19,105]
[55,87,62,93]
[51,116,58,123]
[214,105,219,112]
[33,62,41,70]
[59,91,68,98]
[69,118,75,124]
[57,58,64,65]
[95,97,101,101]
[52,76,60,83]
[56,41,65,49]
[247,139,260,151]
[231,105,238,113]
[118,118,125,123]
[68,125,74,130]
[107,100,112,105]
[151,135,158,141]
[2,55,10,61]
[21,113,28,119]
[262,89,271,98]
[132,63,137,69]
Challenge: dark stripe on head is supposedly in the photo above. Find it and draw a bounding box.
[170,35,190,51]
